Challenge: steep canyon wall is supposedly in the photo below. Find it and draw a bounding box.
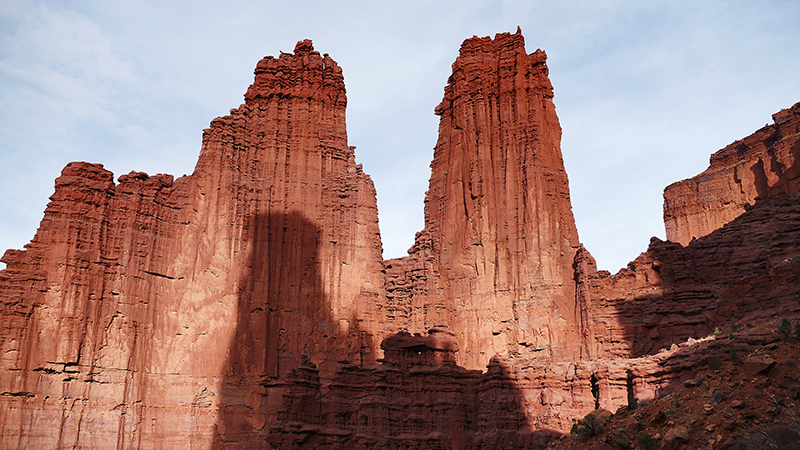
[0,40,383,449]
[383,30,583,370]
[664,102,800,245]
[1,31,800,450]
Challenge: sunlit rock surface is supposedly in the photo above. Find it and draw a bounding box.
[1,31,799,449]
[664,101,800,245]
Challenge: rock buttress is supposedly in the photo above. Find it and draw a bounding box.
[384,30,583,369]
[0,40,384,450]
[663,101,800,245]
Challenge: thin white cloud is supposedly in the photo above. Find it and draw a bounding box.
[1,0,799,273]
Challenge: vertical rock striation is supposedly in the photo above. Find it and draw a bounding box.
[0,40,383,449]
[664,101,800,245]
[384,29,582,370]
[2,31,800,450]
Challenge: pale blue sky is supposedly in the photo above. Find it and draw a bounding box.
[2,0,799,271]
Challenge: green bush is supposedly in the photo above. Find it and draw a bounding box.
[570,413,603,441]
[714,327,723,337]
[709,356,722,372]
[729,349,738,361]
[637,432,657,449]
[778,319,792,341]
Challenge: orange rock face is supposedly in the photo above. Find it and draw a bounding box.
[2,32,800,450]
[0,40,383,449]
[384,30,582,370]
[664,101,800,245]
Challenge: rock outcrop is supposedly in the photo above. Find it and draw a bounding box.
[664,101,800,245]
[0,40,383,449]
[546,339,800,450]
[384,29,583,370]
[268,327,557,450]
[2,30,800,450]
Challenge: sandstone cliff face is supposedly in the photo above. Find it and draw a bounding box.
[2,31,800,450]
[385,29,582,370]
[0,40,383,449]
[268,327,558,450]
[664,101,800,245]
[502,190,800,433]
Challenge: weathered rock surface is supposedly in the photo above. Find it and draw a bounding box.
[268,327,557,450]
[547,340,800,450]
[664,101,800,245]
[0,40,383,449]
[580,191,800,360]
[384,29,582,370]
[2,30,800,450]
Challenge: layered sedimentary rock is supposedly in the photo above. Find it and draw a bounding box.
[504,190,800,432]
[664,101,800,245]
[560,117,800,418]
[0,40,382,449]
[2,29,800,450]
[384,29,582,370]
[583,191,800,360]
[268,327,558,450]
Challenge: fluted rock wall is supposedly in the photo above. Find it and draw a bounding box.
[268,328,559,450]
[384,30,583,370]
[2,30,800,450]
[664,101,800,245]
[0,40,383,450]
[495,191,800,433]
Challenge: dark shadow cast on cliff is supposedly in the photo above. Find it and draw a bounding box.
[212,210,562,449]
[611,192,800,360]
[267,329,560,449]
[582,192,800,407]
[213,210,351,449]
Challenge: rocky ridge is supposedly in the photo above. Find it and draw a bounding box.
[0,31,799,450]
[664,101,800,246]
[547,332,800,450]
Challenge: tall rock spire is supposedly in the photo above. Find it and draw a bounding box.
[0,40,384,449]
[384,30,583,369]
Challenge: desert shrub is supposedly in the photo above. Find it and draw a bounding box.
[778,319,792,341]
[729,349,738,361]
[637,432,657,449]
[709,356,722,372]
[570,413,603,441]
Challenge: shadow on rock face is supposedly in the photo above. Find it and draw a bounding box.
[268,329,562,449]
[580,192,800,361]
[213,211,363,449]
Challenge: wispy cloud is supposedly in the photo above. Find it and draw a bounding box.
[1,0,799,272]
